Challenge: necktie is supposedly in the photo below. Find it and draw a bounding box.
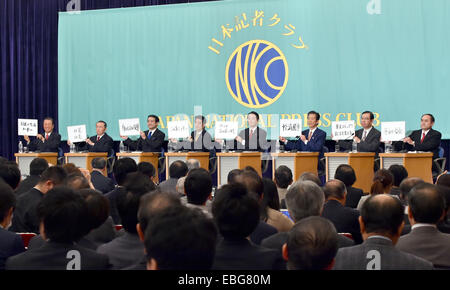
[148,131,152,138]
[420,132,426,143]
[249,129,254,139]
[45,133,49,140]
[362,130,367,142]
[195,132,200,142]
[97,136,100,142]
[308,130,312,141]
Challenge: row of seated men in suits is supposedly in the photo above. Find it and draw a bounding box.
[1,153,450,270]
[22,112,443,163]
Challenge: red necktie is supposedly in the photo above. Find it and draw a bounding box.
[420,132,425,143]
[249,129,254,139]
[45,133,49,140]
[97,136,100,142]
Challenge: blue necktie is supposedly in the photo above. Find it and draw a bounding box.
[148,131,152,138]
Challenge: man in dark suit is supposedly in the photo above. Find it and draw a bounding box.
[10,166,67,233]
[120,115,165,152]
[158,160,188,195]
[234,111,268,152]
[90,157,115,194]
[188,115,215,153]
[333,194,433,270]
[322,179,363,244]
[70,120,114,153]
[338,111,381,154]
[6,186,110,270]
[212,183,285,270]
[24,117,61,153]
[396,183,450,269]
[334,164,365,208]
[279,111,326,158]
[15,158,49,196]
[0,181,25,270]
[261,180,354,251]
[402,113,442,159]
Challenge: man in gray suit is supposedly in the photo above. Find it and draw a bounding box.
[333,194,433,270]
[158,160,188,195]
[396,183,450,269]
[338,111,381,154]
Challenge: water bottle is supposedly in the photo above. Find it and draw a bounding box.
[222,140,228,153]
[275,140,280,153]
[168,140,173,153]
[352,140,357,153]
[279,141,285,153]
[119,141,125,153]
[18,141,23,153]
[70,142,75,153]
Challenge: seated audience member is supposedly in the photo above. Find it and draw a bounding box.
[298,172,322,186]
[15,158,48,196]
[334,164,364,208]
[261,180,354,251]
[6,186,110,270]
[239,170,278,245]
[97,172,155,269]
[436,182,450,234]
[227,169,243,184]
[388,164,408,196]
[145,206,217,270]
[62,163,82,176]
[125,190,182,270]
[283,216,338,270]
[321,179,363,244]
[186,159,200,171]
[105,157,138,224]
[10,166,67,233]
[158,160,188,195]
[65,173,91,190]
[137,162,157,185]
[396,183,450,268]
[357,169,396,211]
[261,178,293,232]
[274,165,293,207]
[333,194,433,270]
[212,183,284,270]
[183,168,213,218]
[176,176,186,196]
[0,163,21,190]
[90,157,115,194]
[0,181,25,270]
[398,177,425,235]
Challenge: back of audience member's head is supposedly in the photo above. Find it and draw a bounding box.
[284,216,338,270]
[0,181,16,226]
[240,170,264,200]
[137,162,156,179]
[186,159,200,171]
[323,180,346,201]
[29,158,49,176]
[91,157,107,170]
[360,194,404,238]
[78,189,110,232]
[37,186,89,243]
[262,178,280,211]
[227,169,243,184]
[144,206,217,270]
[298,172,322,187]
[38,166,67,186]
[388,165,408,187]
[399,177,424,202]
[138,190,182,233]
[212,183,260,240]
[176,176,186,195]
[370,169,394,195]
[184,168,212,205]
[243,166,258,174]
[437,185,450,214]
[408,183,445,225]
[62,163,82,176]
[274,165,293,189]
[113,157,138,186]
[0,164,21,190]
[169,160,188,179]
[285,181,325,222]
[334,164,356,187]
[436,174,450,189]
[65,173,90,190]
[117,172,156,234]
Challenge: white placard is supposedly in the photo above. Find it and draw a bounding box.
[280,119,302,137]
[215,121,238,139]
[18,119,38,136]
[168,120,190,139]
[381,121,406,141]
[332,120,356,140]
[119,118,140,136]
[67,125,87,143]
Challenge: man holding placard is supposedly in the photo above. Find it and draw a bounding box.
[69,120,113,153]
[187,115,214,153]
[120,115,165,152]
[338,111,381,154]
[402,114,441,159]
[279,111,326,158]
[24,117,61,153]
[235,111,267,152]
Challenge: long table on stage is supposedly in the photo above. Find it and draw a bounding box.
[216,152,262,187]
[64,152,108,176]
[164,152,210,179]
[271,152,319,181]
[380,152,433,183]
[116,152,160,182]
[15,152,58,177]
